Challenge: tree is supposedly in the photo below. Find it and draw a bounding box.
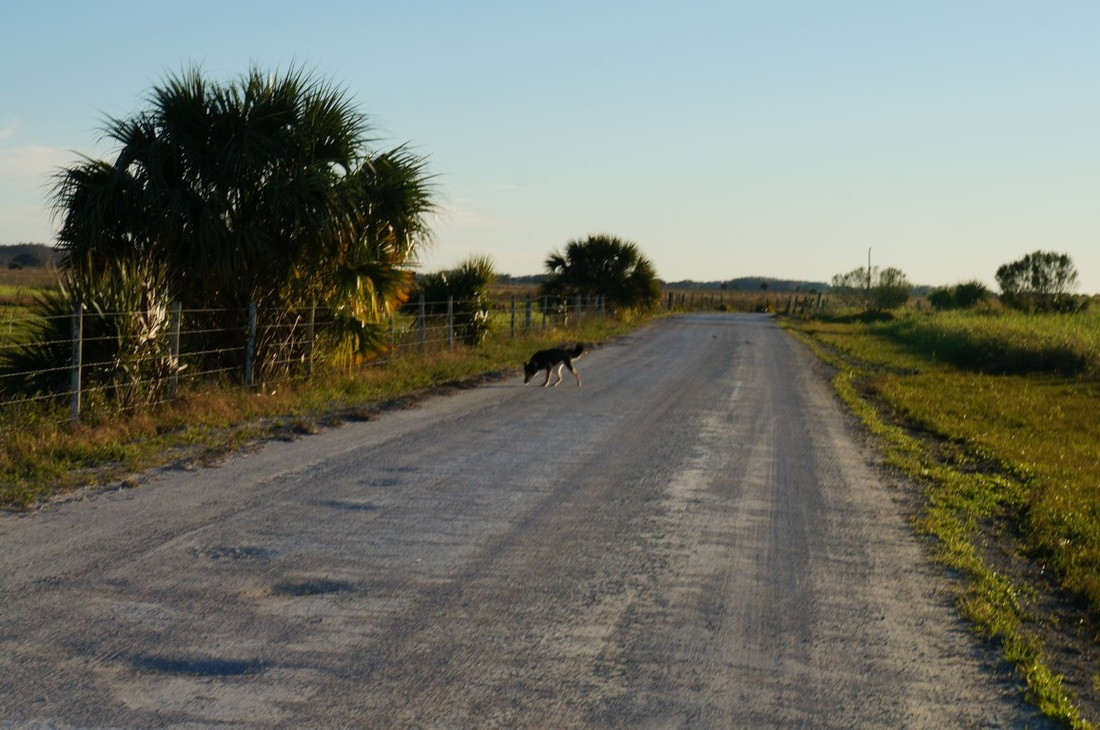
[873,267,911,310]
[995,251,1079,312]
[541,234,660,311]
[830,267,869,297]
[831,265,911,311]
[47,65,435,377]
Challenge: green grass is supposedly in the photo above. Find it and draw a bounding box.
[875,310,1100,377]
[788,309,1098,729]
[0,268,55,347]
[0,304,41,346]
[0,315,642,509]
[803,311,1100,612]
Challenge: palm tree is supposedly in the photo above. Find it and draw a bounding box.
[542,234,660,311]
[314,146,437,361]
[414,256,497,346]
[47,65,435,379]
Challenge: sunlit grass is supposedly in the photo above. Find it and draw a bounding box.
[801,311,1100,613]
[875,310,1100,377]
[788,310,1098,729]
[0,269,54,347]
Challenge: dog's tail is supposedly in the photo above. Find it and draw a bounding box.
[571,343,585,359]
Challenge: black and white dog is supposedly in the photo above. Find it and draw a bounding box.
[523,343,585,387]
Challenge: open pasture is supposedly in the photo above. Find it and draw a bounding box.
[803,310,1100,611]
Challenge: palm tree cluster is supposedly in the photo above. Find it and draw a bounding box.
[413,256,497,346]
[541,234,660,312]
[12,66,436,397]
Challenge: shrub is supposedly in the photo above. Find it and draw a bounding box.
[1,256,181,406]
[928,280,991,311]
[413,256,497,346]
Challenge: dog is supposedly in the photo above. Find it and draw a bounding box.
[523,343,585,387]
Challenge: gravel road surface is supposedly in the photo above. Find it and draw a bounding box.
[0,313,1048,728]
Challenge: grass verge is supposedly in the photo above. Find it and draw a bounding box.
[1,316,639,510]
[786,312,1096,729]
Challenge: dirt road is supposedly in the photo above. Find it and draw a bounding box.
[0,314,1047,728]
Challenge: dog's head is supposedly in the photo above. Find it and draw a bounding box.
[522,359,538,384]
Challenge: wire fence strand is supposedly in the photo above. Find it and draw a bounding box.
[0,293,624,424]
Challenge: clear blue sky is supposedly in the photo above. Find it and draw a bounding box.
[2,1,1099,292]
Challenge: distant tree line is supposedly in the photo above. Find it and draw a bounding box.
[0,243,56,269]
[828,249,1086,314]
[665,277,830,293]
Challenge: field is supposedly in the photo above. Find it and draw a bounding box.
[0,266,56,297]
[0,267,56,345]
[789,309,1100,726]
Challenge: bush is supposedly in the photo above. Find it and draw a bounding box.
[1,256,181,406]
[413,256,497,346]
[928,280,991,311]
[954,280,991,308]
[928,287,955,310]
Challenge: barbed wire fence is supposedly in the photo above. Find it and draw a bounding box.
[0,293,611,427]
[0,288,834,428]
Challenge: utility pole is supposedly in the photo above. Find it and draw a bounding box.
[866,247,872,309]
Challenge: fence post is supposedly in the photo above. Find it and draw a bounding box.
[169,301,181,399]
[69,300,83,424]
[306,303,316,377]
[510,296,516,337]
[575,294,582,322]
[447,296,454,350]
[524,295,532,330]
[245,301,257,386]
[418,294,425,351]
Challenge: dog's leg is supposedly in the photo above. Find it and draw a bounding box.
[542,368,552,387]
[568,363,582,387]
[551,364,565,386]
